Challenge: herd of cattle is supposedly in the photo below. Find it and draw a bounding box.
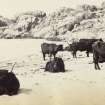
[0,38,105,96]
[41,38,105,71]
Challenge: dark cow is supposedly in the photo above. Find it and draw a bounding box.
[41,43,63,60]
[0,70,20,95]
[92,39,105,70]
[68,39,99,58]
[45,57,65,72]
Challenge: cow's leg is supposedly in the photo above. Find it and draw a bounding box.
[94,59,98,70]
[43,53,45,60]
[53,54,56,59]
[94,63,97,70]
[94,59,99,70]
[49,54,52,61]
[72,52,74,58]
[94,61,100,70]
[72,51,76,58]
[95,56,100,70]
[96,63,100,70]
[94,62,98,70]
[73,51,77,58]
[86,51,89,57]
[93,50,97,70]
[71,52,73,58]
[93,50,100,70]
[74,51,77,58]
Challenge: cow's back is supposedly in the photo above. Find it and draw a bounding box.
[41,43,57,53]
[78,39,98,51]
[77,42,88,51]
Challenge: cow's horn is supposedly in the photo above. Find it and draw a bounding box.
[10,62,16,72]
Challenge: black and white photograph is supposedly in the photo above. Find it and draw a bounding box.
[0,0,105,105]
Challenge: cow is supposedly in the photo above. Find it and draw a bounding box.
[68,39,99,58]
[45,57,65,72]
[0,70,20,95]
[92,39,104,70]
[41,43,63,60]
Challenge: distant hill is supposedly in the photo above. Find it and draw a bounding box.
[1,2,105,40]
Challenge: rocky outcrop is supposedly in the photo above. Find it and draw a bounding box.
[1,3,105,40]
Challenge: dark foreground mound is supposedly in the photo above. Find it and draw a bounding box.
[0,70,20,96]
[45,57,65,72]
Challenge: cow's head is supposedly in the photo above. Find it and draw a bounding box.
[57,45,63,51]
[69,44,76,51]
[64,46,70,51]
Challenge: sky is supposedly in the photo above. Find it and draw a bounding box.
[0,0,105,18]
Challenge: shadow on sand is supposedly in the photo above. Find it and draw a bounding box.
[19,88,32,95]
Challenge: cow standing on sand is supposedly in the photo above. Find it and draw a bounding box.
[92,39,104,70]
[41,43,63,60]
[68,39,99,58]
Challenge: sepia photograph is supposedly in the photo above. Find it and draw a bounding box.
[0,0,105,105]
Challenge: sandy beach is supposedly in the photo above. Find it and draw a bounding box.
[0,39,105,105]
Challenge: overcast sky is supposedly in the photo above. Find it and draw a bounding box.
[0,0,105,18]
